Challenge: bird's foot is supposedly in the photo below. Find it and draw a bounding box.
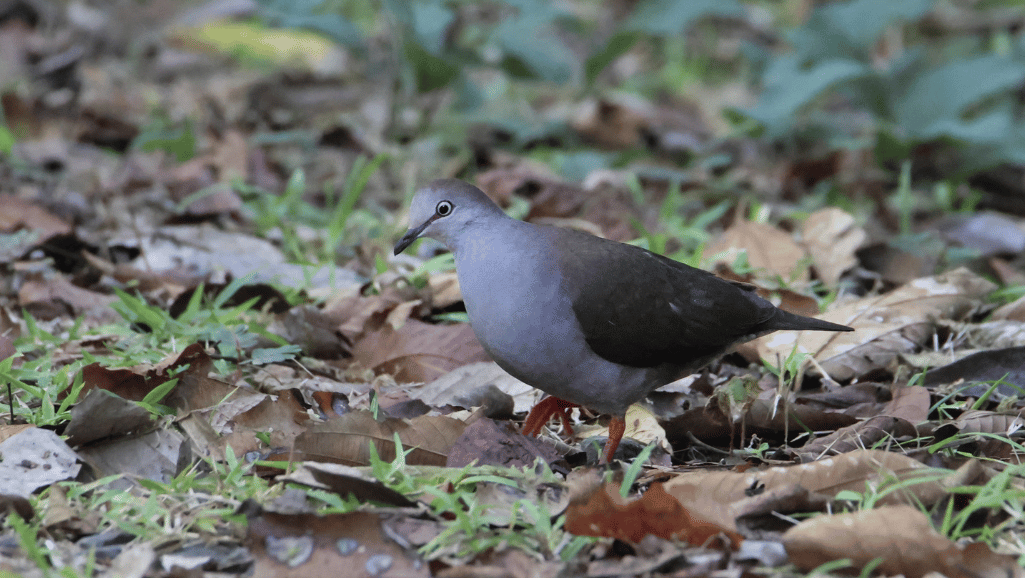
[600,416,626,464]
[522,397,579,437]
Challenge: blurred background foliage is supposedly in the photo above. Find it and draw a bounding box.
[248,0,1025,187]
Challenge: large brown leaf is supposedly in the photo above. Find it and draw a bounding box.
[292,410,466,466]
[784,505,1023,578]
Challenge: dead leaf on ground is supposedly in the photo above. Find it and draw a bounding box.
[0,424,34,444]
[0,195,71,237]
[0,428,81,497]
[705,220,809,282]
[279,462,416,508]
[575,404,670,457]
[352,319,490,383]
[18,274,118,322]
[476,168,641,241]
[292,410,466,466]
[565,479,742,548]
[64,388,156,446]
[660,449,956,528]
[800,207,866,286]
[992,294,1025,321]
[937,211,1025,256]
[933,409,1024,458]
[756,267,997,382]
[796,416,918,462]
[445,417,563,468]
[783,505,1023,578]
[77,428,187,487]
[571,97,651,149]
[220,391,311,456]
[410,362,534,416]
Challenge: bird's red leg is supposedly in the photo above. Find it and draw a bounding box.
[522,397,579,437]
[601,416,626,463]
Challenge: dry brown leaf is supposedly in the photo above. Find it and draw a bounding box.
[951,409,1024,437]
[575,404,668,453]
[565,481,742,548]
[18,274,118,322]
[801,207,865,286]
[0,424,34,444]
[706,220,810,282]
[223,392,310,455]
[293,410,466,466]
[661,449,947,526]
[783,505,1023,578]
[741,397,859,433]
[427,271,462,309]
[352,319,490,383]
[796,416,918,461]
[279,462,416,507]
[756,267,997,381]
[410,362,535,415]
[935,409,1024,458]
[882,385,931,424]
[445,418,563,468]
[0,195,71,237]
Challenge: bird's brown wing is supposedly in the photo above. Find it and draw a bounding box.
[553,227,779,369]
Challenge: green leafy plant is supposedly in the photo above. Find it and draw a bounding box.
[132,114,197,162]
[740,0,1025,176]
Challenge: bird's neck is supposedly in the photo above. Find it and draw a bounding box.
[448,216,530,259]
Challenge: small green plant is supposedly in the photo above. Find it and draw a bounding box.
[238,155,385,268]
[105,277,297,373]
[619,442,658,498]
[132,114,197,162]
[363,434,576,560]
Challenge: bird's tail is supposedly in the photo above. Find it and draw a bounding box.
[770,309,853,333]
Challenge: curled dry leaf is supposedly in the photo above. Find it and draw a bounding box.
[351,319,490,383]
[879,385,931,424]
[279,462,415,508]
[410,362,534,415]
[565,481,742,548]
[293,410,466,467]
[63,388,156,446]
[800,207,866,286]
[18,274,119,322]
[756,267,997,382]
[948,409,1024,438]
[76,342,212,402]
[705,220,809,282]
[796,415,918,462]
[575,404,669,455]
[934,409,1024,458]
[445,418,562,468]
[661,449,956,528]
[783,505,1024,578]
[0,195,71,237]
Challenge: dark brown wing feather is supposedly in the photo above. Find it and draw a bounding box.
[553,227,847,369]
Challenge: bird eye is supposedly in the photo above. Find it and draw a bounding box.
[436,200,453,216]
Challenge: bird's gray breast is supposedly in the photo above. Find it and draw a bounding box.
[455,240,583,388]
